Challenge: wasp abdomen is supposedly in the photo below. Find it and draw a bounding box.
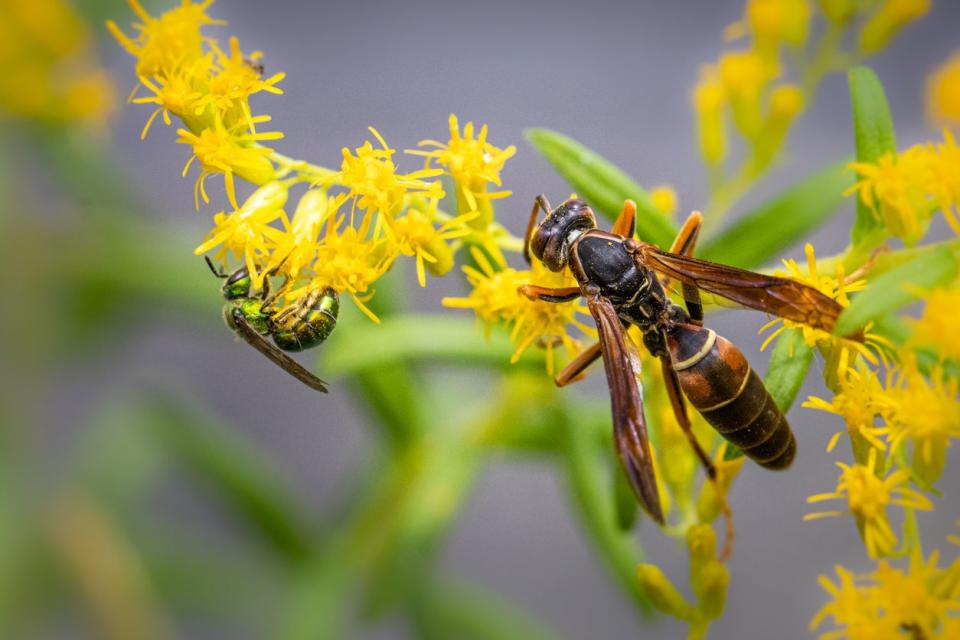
[666,324,796,470]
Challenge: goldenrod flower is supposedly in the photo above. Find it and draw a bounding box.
[388,208,475,287]
[927,50,960,127]
[761,244,887,375]
[133,59,209,138]
[301,214,396,323]
[870,550,960,637]
[848,148,936,244]
[803,364,893,454]
[727,0,811,63]
[266,188,343,280]
[442,250,591,374]
[718,51,770,138]
[340,128,443,217]
[178,118,282,209]
[879,356,960,487]
[200,36,285,132]
[193,181,289,287]
[810,565,902,639]
[107,0,223,79]
[925,130,960,235]
[909,284,960,362]
[806,449,933,558]
[412,114,516,217]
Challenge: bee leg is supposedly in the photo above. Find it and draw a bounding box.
[666,211,705,325]
[660,352,735,560]
[611,199,637,238]
[555,342,602,387]
[518,284,581,303]
[523,195,552,264]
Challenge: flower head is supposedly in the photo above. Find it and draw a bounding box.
[806,449,933,558]
[927,50,960,127]
[848,148,936,244]
[443,250,591,374]
[908,283,960,362]
[804,364,894,454]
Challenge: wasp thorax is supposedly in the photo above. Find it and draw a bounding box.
[531,198,597,271]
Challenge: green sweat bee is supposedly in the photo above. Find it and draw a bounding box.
[205,257,338,392]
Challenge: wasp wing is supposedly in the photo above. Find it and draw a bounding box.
[586,292,664,524]
[231,309,329,393]
[639,246,844,333]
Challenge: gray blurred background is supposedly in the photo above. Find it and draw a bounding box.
[68,0,960,637]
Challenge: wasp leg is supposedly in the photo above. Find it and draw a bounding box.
[660,352,735,560]
[611,199,637,238]
[523,195,553,264]
[666,211,704,325]
[555,342,602,387]
[518,284,581,303]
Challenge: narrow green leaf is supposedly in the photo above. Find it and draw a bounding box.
[144,395,313,562]
[835,245,958,337]
[764,329,815,413]
[323,315,544,374]
[525,128,677,248]
[848,66,896,245]
[700,161,850,269]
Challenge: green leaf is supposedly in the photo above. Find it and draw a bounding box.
[764,329,815,413]
[700,161,850,269]
[144,395,313,562]
[323,315,544,375]
[525,128,677,248]
[848,66,897,245]
[835,244,958,337]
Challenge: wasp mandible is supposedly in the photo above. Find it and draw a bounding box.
[521,196,847,525]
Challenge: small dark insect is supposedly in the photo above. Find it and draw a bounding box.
[205,257,337,392]
[521,195,849,531]
[245,58,265,76]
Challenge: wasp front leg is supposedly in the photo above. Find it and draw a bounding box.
[611,199,637,238]
[666,211,704,325]
[518,284,581,303]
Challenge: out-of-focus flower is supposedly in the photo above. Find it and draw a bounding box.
[858,0,931,55]
[908,283,960,362]
[927,51,960,128]
[806,448,933,558]
[727,0,812,64]
[692,67,728,166]
[650,185,679,217]
[848,148,935,244]
[0,0,115,125]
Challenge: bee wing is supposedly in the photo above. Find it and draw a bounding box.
[586,292,664,524]
[230,308,329,393]
[639,246,844,333]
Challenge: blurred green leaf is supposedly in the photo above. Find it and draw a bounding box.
[700,162,850,269]
[561,406,651,615]
[613,461,640,532]
[323,315,545,375]
[413,579,560,640]
[764,329,815,413]
[848,66,896,245]
[144,395,313,562]
[835,244,958,337]
[525,128,676,247]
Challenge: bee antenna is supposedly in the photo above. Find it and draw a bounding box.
[204,255,227,278]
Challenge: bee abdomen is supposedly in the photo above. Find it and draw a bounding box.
[667,325,795,470]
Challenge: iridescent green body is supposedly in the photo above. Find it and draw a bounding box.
[216,266,339,352]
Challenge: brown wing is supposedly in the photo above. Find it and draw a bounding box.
[639,246,844,333]
[586,292,664,524]
[231,309,329,393]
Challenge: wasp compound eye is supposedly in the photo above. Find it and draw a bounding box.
[531,198,597,271]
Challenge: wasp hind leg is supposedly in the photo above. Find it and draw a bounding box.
[666,211,705,325]
[660,353,735,560]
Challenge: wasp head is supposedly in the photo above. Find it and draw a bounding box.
[527,197,597,271]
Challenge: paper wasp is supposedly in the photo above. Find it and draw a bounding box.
[521,196,846,525]
[205,257,336,393]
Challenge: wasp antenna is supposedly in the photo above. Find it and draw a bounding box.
[523,195,550,264]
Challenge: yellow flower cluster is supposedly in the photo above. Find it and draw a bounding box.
[0,0,115,124]
[848,130,960,243]
[927,50,960,128]
[812,550,960,639]
[111,0,519,323]
[443,249,592,374]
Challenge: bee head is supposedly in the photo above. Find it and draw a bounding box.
[222,268,252,300]
[528,197,597,271]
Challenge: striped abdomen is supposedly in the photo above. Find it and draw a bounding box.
[666,324,795,469]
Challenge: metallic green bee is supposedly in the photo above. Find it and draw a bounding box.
[205,257,338,392]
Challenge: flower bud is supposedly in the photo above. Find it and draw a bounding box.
[637,564,697,621]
